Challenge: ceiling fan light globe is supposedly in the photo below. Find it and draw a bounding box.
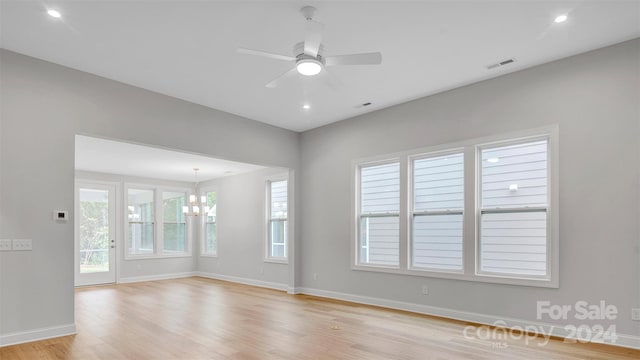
[296,59,322,76]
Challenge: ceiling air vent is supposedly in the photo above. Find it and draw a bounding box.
[486,58,516,70]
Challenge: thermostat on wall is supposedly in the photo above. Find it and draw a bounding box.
[54,210,69,221]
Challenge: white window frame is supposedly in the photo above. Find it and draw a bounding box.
[476,135,553,281]
[125,184,157,258]
[350,126,559,288]
[124,183,193,260]
[408,149,465,274]
[200,185,218,257]
[160,188,191,257]
[355,159,402,269]
[265,174,289,264]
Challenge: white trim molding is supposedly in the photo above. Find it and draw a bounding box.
[196,272,287,292]
[287,287,302,294]
[296,287,640,350]
[0,323,77,347]
[118,271,195,284]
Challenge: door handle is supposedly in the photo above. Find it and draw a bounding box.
[110,239,115,248]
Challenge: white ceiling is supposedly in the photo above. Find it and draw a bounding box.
[75,135,266,182]
[1,1,639,132]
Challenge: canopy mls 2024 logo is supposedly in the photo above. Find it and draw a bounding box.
[463,300,618,349]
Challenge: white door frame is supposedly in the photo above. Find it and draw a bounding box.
[75,180,120,286]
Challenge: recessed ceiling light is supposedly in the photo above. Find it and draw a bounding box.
[47,9,62,18]
[554,14,568,23]
[487,158,500,163]
[303,104,310,110]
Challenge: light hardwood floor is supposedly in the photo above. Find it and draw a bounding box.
[1,277,638,359]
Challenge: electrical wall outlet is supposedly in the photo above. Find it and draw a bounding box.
[632,308,640,321]
[0,239,12,251]
[12,239,32,251]
[421,285,429,295]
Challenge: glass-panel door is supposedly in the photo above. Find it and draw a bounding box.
[75,182,117,286]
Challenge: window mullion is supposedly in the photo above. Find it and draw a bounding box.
[399,158,409,270]
[155,189,162,256]
[481,207,547,214]
[413,210,463,216]
[463,145,476,276]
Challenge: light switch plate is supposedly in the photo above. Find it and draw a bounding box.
[12,239,32,251]
[0,239,11,251]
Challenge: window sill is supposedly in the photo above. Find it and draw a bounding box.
[125,253,192,260]
[351,265,558,288]
[199,254,218,258]
[264,258,288,265]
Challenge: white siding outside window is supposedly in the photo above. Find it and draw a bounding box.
[479,139,549,277]
[358,162,400,267]
[351,127,557,287]
[411,153,464,271]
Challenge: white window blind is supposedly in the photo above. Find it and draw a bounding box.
[480,139,548,277]
[359,162,400,266]
[412,153,464,271]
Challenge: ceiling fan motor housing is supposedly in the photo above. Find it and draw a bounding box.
[293,41,325,63]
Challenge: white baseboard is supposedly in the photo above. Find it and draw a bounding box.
[297,287,640,350]
[118,271,196,284]
[196,272,287,292]
[0,323,76,347]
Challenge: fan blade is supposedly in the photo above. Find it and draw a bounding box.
[265,68,298,88]
[303,20,324,57]
[237,48,296,62]
[319,69,342,90]
[324,52,382,66]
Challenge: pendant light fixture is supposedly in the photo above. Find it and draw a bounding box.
[183,168,208,216]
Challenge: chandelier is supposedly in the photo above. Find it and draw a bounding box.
[183,168,208,216]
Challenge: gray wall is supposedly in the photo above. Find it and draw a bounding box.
[0,49,299,336]
[1,38,639,342]
[300,39,639,336]
[197,167,289,286]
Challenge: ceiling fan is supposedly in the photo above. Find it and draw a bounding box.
[237,6,383,88]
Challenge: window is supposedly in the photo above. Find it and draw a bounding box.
[162,191,187,254]
[127,188,155,255]
[125,185,192,259]
[479,139,549,277]
[358,162,400,267]
[352,127,557,287]
[411,152,464,271]
[267,179,288,260]
[202,190,217,256]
